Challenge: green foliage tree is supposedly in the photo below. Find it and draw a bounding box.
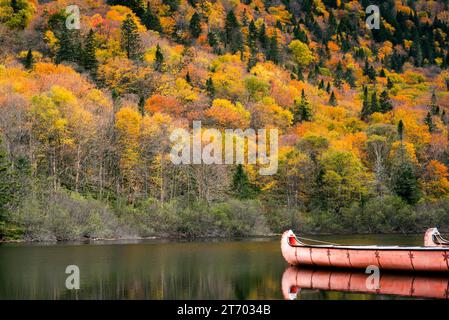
[142,2,162,32]
[329,90,337,106]
[267,35,279,64]
[206,77,215,97]
[154,44,164,71]
[83,29,98,76]
[55,29,77,64]
[24,49,34,70]
[397,120,404,142]
[294,89,312,123]
[225,10,243,53]
[424,112,434,133]
[379,90,393,113]
[189,12,201,38]
[232,164,257,199]
[391,157,421,205]
[361,86,371,120]
[120,14,143,60]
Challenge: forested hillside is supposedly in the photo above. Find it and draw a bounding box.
[1,0,449,241]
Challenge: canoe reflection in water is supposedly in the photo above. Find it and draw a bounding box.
[281,267,449,300]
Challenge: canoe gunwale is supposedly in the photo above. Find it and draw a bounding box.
[284,229,449,251]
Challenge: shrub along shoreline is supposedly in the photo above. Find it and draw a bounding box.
[2,188,449,242]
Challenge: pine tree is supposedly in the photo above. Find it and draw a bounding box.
[83,29,98,75]
[142,2,162,32]
[248,20,258,49]
[0,137,13,220]
[441,110,447,125]
[424,112,435,133]
[344,68,356,88]
[189,12,201,38]
[294,89,312,123]
[379,68,386,77]
[361,86,371,120]
[138,95,145,116]
[10,0,19,13]
[430,91,439,115]
[329,91,337,106]
[206,77,215,98]
[225,10,243,53]
[121,14,143,60]
[370,91,379,113]
[232,164,256,199]
[326,82,331,93]
[185,71,191,83]
[387,77,394,89]
[154,44,164,71]
[391,159,421,205]
[379,90,393,113]
[318,79,325,90]
[258,23,268,49]
[397,119,404,142]
[56,29,76,64]
[267,35,279,64]
[24,49,34,70]
[333,62,344,89]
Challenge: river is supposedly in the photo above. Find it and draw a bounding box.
[0,233,442,300]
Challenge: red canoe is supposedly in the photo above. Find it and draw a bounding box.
[281,228,449,272]
[281,267,449,300]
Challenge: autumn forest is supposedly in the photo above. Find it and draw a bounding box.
[1,0,449,241]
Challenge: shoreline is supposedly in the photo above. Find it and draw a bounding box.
[0,231,435,244]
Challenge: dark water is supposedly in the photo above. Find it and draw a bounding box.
[0,234,443,300]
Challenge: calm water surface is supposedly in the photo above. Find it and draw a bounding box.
[0,234,441,300]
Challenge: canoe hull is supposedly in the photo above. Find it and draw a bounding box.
[281,267,449,300]
[281,230,449,272]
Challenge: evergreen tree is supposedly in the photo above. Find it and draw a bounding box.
[162,0,179,11]
[24,49,34,70]
[329,90,337,106]
[185,71,191,83]
[294,89,312,123]
[333,62,344,88]
[267,35,279,64]
[258,23,268,49]
[370,91,379,113]
[138,95,145,116]
[206,77,215,97]
[11,0,19,13]
[379,90,393,113]
[318,79,325,90]
[0,137,12,220]
[55,29,76,64]
[430,91,439,115]
[379,68,386,77]
[225,10,243,53]
[248,20,258,49]
[397,119,404,142]
[326,82,331,93]
[387,77,394,89]
[391,159,421,205]
[441,110,447,125]
[367,65,376,81]
[361,86,371,120]
[83,29,98,75]
[121,14,143,60]
[142,2,162,32]
[424,112,434,133]
[154,44,164,71]
[189,12,201,38]
[232,164,256,199]
[344,68,356,88]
